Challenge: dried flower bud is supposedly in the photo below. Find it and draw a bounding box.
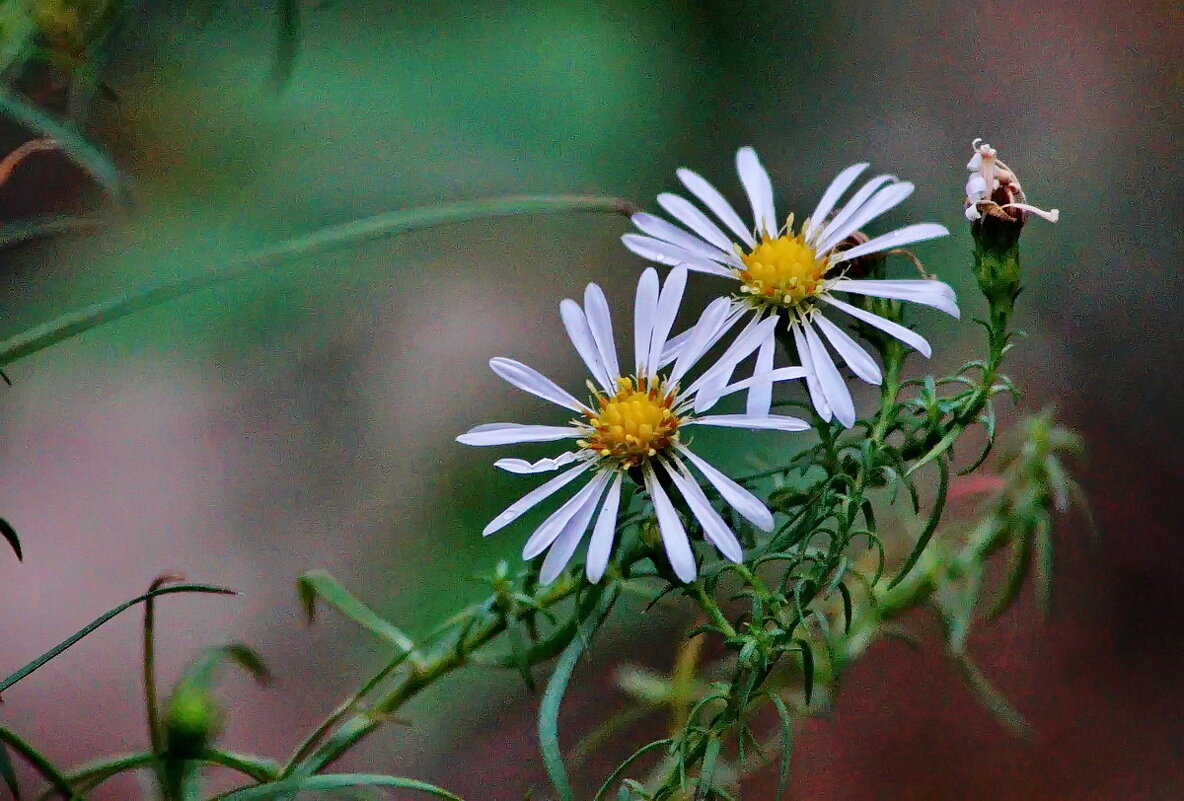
[963,138,1060,225]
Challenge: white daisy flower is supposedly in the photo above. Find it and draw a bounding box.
[964,138,1060,223]
[622,146,960,428]
[457,266,809,585]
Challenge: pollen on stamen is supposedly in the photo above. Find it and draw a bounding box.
[737,223,828,308]
[580,375,682,469]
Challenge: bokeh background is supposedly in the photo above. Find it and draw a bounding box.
[1,0,1181,798]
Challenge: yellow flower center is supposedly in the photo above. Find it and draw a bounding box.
[738,230,827,306]
[579,376,681,469]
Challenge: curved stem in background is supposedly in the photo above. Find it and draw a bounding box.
[0,194,636,370]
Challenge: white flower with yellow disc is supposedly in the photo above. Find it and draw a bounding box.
[458,267,808,584]
[622,147,960,428]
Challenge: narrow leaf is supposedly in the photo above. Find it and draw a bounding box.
[0,740,20,800]
[216,772,463,800]
[1,584,234,694]
[540,589,618,801]
[889,456,949,589]
[794,639,814,707]
[694,736,721,801]
[297,570,417,654]
[0,519,20,561]
[766,693,794,801]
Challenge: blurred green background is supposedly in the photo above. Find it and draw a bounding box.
[1,1,1181,799]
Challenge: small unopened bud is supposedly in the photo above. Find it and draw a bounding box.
[164,683,222,760]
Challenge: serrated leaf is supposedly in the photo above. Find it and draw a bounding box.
[216,772,463,800]
[0,519,19,561]
[297,570,416,654]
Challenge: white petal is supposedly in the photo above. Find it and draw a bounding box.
[745,334,776,416]
[457,423,582,447]
[687,414,810,432]
[483,462,593,536]
[791,323,833,422]
[495,451,581,474]
[816,182,915,254]
[489,357,588,413]
[658,192,738,253]
[965,205,982,222]
[585,473,623,583]
[662,457,742,563]
[804,163,870,244]
[662,303,747,370]
[632,212,737,266]
[811,312,883,385]
[523,472,606,559]
[646,265,688,374]
[736,146,777,238]
[965,173,988,199]
[620,234,733,276]
[561,298,615,393]
[821,294,933,357]
[800,320,857,428]
[677,167,755,247]
[634,268,660,373]
[644,464,697,582]
[583,284,620,382]
[812,173,895,247]
[539,472,610,583]
[967,152,983,171]
[684,314,778,403]
[676,445,773,531]
[708,366,808,405]
[668,297,734,384]
[831,279,960,318]
[831,223,949,263]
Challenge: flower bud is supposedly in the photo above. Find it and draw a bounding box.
[164,683,222,760]
[963,139,1059,314]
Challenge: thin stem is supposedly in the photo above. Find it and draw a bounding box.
[283,575,585,778]
[0,194,636,369]
[0,728,78,800]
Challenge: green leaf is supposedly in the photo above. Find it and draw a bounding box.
[0,728,73,800]
[183,644,271,690]
[1,584,234,694]
[694,736,720,801]
[889,456,949,589]
[216,773,463,800]
[539,588,618,801]
[0,518,20,561]
[952,655,1029,737]
[766,693,794,801]
[592,739,674,801]
[0,739,20,800]
[836,582,853,634]
[270,0,301,90]
[297,570,417,655]
[1033,518,1054,614]
[988,529,1032,620]
[0,195,632,370]
[0,91,134,208]
[794,638,814,707]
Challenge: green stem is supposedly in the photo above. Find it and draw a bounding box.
[0,194,635,369]
[284,575,586,778]
[0,728,78,800]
